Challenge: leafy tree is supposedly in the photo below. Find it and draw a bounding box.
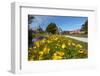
[28,15,34,47]
[46,23,58,34]
[81,20,88,34]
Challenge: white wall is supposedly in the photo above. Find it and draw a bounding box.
[0,0,100,76]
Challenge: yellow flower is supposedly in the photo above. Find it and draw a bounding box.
[43,47,50,54]
[53,51,64,56]
[55,38,58,41]
[76,44,82,48]
[39,55,43,60]
[41,39,45,43]
[59,52,64,56]
[68,42,71,46]
[47,40,51,43]
[39,51,44,55]
[35,41,40,48]
[54,53,57,56]
[78,50,84,54]
[52,55,63,60]
[72,43,75,46]
[62,44,66,49]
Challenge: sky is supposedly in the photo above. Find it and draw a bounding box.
[29,15,88,31]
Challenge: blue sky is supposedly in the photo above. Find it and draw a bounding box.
[30,15,88,31]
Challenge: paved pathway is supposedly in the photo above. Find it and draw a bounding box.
[65,35,88,43]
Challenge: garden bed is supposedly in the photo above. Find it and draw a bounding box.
[28,35,88,61]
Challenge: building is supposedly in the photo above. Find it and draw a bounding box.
[69,29,85,34]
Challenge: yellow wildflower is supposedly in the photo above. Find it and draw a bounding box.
[72,43,75,46]
[39,55,43,60]
[62,44,66,49]
[78,50,84,54]
[54,53,57,56]
[41,39,45,43]
[47,40,51,43]
[76,44,82,48]
[53,51,64,56]
[68,42,71,46]
[55,38,58,41]
[35,41,40,48]
[39,51,44,55]
[52,55,63,60]
[43,47,50,54]
[58,52,64,56]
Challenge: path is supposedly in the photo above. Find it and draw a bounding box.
[65,35,88,43]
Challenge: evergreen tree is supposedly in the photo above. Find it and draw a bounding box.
[81,20,88,34]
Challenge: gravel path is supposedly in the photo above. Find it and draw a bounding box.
[65,35,88,43]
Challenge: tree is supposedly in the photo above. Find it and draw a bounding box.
[81,20,88,34]
[37,25,44,33]
[46,23,58,34]
[28,15,34,47]
[28,15,34,24]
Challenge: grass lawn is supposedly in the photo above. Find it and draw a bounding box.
[28,34,88,61]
